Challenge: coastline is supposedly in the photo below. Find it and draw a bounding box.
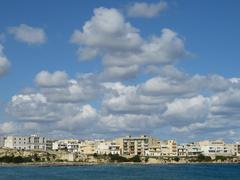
[1,161,240,167]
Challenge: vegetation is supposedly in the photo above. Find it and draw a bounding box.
[32,153,41,162]
[0,155,32,163]
[215,156,227,161]
[108,154,142,163]
[173,157,180,162]
[128,155,141,162]
[108,154,128,162]
[195,154,212,162]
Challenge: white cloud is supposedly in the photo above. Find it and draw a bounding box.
[70,7,142,55]
[71,7,189,80]
[163,96,210,126]
[0,44,10,77]
[101,65,139,80]
[99,113,162,133]
[35,71,69,88]
[128,1,167,18]
[2,6,240,141]
[39,73,101,103]
[7,93,57,121]
[57,105,98,131]
[8,24,47,44]
[0,122,17,134]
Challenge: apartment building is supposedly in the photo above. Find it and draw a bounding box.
[160,140,177,157]
[198,140,234,157]
[145,145,162,157]
[0,136,5,147]
[78,140,97,155]
[46,139,56,151]
[178,143,202,157]
[52,139,80,152]
[4,135,46,150]
[115,135,159,156]
[236,142,240,156]
[96,141,121,155]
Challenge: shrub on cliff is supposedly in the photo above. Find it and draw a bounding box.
[215,156,227,161]
[196,154,212,162]
[0,155,33,163]
[128,155,141,162]
[108,154,128,162]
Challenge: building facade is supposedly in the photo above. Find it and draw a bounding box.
[198,140,234,157]
[96,141,120,155]
[160,140,177,157]
[0,136,5,147]
[178,143,202,157]
[4,135,46,150]
[52,139,80,152]
[115,135,159,156]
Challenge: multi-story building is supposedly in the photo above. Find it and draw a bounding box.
[198,140,234,157]
[160,140,177,157]
[145,144,162,157]
[4,135,46,150]
[96,141,120,155]
[78,140,97,155]
[178,143,202,157]
[115,135,159,156]
[52,139,80,152]
[236,142,240,156]
[46,139,56,151]
[177,144,187,157]
[0,136,5,148]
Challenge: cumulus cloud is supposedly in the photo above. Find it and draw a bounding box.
[7,93,57,121]
[127,1,167,18]
[0,122,17,134]
[70,7,142,54]
[35,71,69,88]
[5,64,240,139]
[71,7,189,80]
[3,6,240,141]
[38,73,102,103]
[163,96,210,126]
[8,24,47,44]
[0,44,10,77]
[57,105,98,131]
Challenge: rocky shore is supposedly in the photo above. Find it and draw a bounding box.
[1,148,240,167]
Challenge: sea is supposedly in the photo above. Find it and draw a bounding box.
[0,164,239,180]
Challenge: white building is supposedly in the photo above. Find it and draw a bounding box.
[145,145,162,157]
[52,139,80,152]
[178,143,202,157]
[198,140,234,157]
[4,135,46,150]
[96,141,120,155]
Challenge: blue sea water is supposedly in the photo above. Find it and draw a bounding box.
[0,164,239,180]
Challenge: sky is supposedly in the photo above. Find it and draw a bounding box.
[0,0,240,142]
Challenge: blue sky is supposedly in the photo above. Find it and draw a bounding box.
[0,0,240,142]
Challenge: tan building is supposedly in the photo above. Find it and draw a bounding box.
[78,140,97,155]
[236,142,240,156]
[161,140,177,157]
[115,135,159,156]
